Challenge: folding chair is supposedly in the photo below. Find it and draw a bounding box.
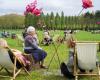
[0,47,32,80]
[74,41,100,80]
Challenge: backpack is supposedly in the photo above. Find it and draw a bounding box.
[60,62,75,79]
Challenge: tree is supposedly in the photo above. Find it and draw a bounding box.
[0,14,24,29]
[95,10,100,19]
[61,11,65,29]
[55,13,60,29]
[45,13,51,29]
[50,12,55,30]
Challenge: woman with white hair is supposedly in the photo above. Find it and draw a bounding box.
[24,26,47,68]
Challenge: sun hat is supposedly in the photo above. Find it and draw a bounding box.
[27,26,35,33]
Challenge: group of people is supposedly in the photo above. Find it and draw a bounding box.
[0,26,76,78]
[0,31,17,39]
[0,31,10,38]
[1,26,99,79]
[23,26,77,77]
[0,26,48,70]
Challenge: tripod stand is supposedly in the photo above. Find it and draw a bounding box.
[47,42,61,71]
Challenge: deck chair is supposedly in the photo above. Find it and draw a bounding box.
[74,41,100,80]
[0,47,32,80]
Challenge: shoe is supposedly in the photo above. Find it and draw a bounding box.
[40,65,48,69]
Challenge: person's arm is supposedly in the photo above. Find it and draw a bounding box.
[67,53,74,67]
[26,37,39,49]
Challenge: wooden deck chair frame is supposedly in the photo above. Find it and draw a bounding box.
[73,41,100,80]
[0,46,32,80]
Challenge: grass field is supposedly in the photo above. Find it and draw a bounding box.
[0,30,100,80]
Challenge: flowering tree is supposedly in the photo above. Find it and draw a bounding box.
[24,0,44,28]
[78,0,93,15]
[24,0,42,16]
[82,0,93,9]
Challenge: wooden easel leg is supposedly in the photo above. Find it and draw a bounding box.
[23,67,32,80]
[75,76,78,80]
[0,67,3,72]
[13,57,17,80]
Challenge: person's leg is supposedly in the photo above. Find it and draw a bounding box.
[32,49,47,67]
[40,60,44,67]
[40,60,47,69]
[40,60,43,66]
[24,49,39,66]
[60,62,74,78]
[39,50,47,68]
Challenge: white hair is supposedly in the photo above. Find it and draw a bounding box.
[27,26,35,33]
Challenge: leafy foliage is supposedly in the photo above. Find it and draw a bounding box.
[0,10,100,30]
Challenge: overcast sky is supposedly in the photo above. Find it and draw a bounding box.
[0,0,100,16]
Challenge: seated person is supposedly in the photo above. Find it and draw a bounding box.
[24,26,47,69]
[60,39,75,79]
[60,39,100,79]
[61,39,82,78]
[64,30,74,41]
[22,27,28,39]
[0,38,31,70]
[43,31,52,45]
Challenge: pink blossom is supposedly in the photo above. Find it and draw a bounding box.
[24,0,42,16]
[82,0,93,9]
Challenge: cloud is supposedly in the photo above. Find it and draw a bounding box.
[38,0,82,16]
[0,0,100,16]
[0,0,3,4]
[0,0,27,15]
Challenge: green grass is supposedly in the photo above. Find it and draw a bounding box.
[75,31,100,41]
[0,30,100,80]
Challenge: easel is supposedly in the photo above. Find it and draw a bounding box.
[47,42,61,71]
